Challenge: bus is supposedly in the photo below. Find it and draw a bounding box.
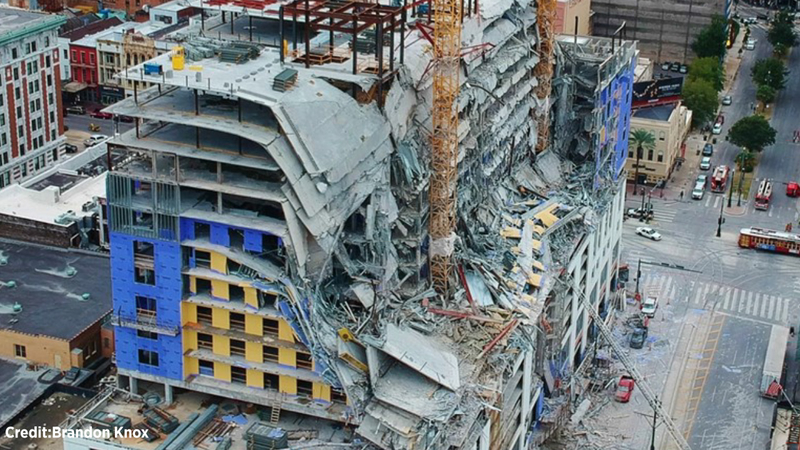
[754,179,773,211]
[738,227,800,255]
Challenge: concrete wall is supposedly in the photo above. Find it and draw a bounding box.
[556,0,593,35]
[592,0,729,63]
[0,330,72,369]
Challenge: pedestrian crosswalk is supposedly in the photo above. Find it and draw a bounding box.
[633,270,792,324]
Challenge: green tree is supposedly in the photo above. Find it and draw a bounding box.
[735,150,757,172]
[773,42,789,58]
[688,57,725,91]
[768,11,798,48]
[692,15,728,60]
[728,115,777,152]
[756,84,776,104]
[628,129,656,192]
[752,58,787,90]
[682,79,719,126]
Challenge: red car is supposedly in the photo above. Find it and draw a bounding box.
[89,110,113,119]
[615,375,635,402]
[787,182,799,197]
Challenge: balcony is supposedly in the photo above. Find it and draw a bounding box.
[111,311,180,336]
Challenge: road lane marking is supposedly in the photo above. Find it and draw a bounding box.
[714,196,721,209]
[768,295,776,320]
[722,289,733,310]
[781,298,789,324]
[705,196,712,207]
[759,295,769,318]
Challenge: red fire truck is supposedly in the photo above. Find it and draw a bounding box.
[754,179,773,210]
[710,165,729,193]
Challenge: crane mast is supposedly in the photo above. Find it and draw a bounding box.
[429,0,463,294]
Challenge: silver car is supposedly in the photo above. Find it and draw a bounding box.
[700,157,712,170]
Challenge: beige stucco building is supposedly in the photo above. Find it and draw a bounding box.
[626,101,692,185]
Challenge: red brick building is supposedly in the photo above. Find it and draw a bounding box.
[60,17,122,103]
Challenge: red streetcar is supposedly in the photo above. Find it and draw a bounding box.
[738,227,800,255]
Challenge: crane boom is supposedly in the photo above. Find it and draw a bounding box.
[563,277,693,450]
[429,0,463,294]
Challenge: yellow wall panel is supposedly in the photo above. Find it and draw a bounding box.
[279,348,296,367]
[183,329,197,352]
[212,280,229,300]
[245,314,262,336]
[247,369,264,388]
[279,376,296,394]
[278,320,295,343]
[244,288,259,309]
[210,252,227,274]
[213,335,230,357]
[245,342,263,363]
[212,307,229,329]
[190,276,197,294]
[215,362,231,382]
[182,302,197,324]
[313,383,331,402]
[184,357,198,379]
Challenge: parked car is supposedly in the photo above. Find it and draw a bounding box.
[84,134,109,147]
[65,105,86,115]
[679,64,688,74]
[712,122,723,134]
[757,13,769,21]
[661,61,671,71]
[89,109,113,119]
[615,375,636,402]
[119,115,134,123]
[630,327,648,349]
[722,95,732,105]
[692,181,705,200]
[636,226,662,241]
[703,143,714,156]
[745,39,756,50]
[64,143,79,154]
[700,157,712,170]
[670,62,680,72]
[642,296,659,317]
[696,174,708,187]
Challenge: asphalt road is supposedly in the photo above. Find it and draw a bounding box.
[63,112,133,139]
[620,11,800,448]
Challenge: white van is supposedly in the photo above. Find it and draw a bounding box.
[712,123,722,134]
[745,39,755,50]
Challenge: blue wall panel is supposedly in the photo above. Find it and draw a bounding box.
[110,231,184,381]
[210,223,229,247]
[244,230,262,253]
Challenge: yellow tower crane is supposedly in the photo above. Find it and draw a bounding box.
[428,0,463,294]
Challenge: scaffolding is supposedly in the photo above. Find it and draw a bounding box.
[533,0,556,153]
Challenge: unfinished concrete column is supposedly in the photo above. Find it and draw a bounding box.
[129,376,138,395]
[217,192,223,214]
[164,383,174,404]
[216,162,222,183]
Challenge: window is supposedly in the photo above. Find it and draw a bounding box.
[192,301,213,322]
[331,387,347,404]
[199,359,214,376]
[45,37,49,47]
[135,267,156,285]
[137,330,158,340]
[659,131,666,141]
[138,349,159,366]
[264,373,279,390]
[230,285,245,303]
[46,55,50,67]
[81,53,86,64]
[263,318,279,336]
[195,250,211,268]
[16,106,21,119]
[297,351,313,370]
[198,333,213,349]
[47,74,52,86]
[14,344,26,358]
[297,380,313,398]
[0,114,4,126]
[647,149,654,161]
[135,295,157,321]
[231,366,247,384]
[196,277,211,295]
[11,48,18,59]
[0,94,3,106]
[90,54,95,65]
[14,86,19,99]
[12,68,18,80]
[230,313,245,332]
[71,50,77,62]
[657,152,664,163]
[263,346,279,363]
[230,339,246,357]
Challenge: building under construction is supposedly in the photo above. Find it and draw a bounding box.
[63,1,637,448]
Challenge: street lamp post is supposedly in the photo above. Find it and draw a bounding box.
[738,167,745,206]
[728,168,735,207]
[717,194,725,237]
[635,258,642,302]
[650,397,659,450]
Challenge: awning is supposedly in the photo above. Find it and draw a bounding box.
[63,81,87,93]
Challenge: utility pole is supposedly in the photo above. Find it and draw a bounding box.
[717,194,725,237]
[651,397,659,450]
[728,168,735,208]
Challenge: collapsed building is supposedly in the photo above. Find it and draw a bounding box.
[61,1,637,449]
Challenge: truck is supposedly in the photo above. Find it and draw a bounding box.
[143,63,163,76]
[787,181,799,197]
[710,165,729,193]
[761,324,790,398]
[754,179,773,210]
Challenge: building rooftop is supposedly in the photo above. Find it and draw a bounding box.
[0,146,109,225]
[0,358,51,428]
[0,239,112,340]
[632,103,677,122]
[60,17,122,42]
[0,7,64,45]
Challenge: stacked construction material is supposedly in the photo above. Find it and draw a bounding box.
[244,422,288,449]
[272,69,298,92]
